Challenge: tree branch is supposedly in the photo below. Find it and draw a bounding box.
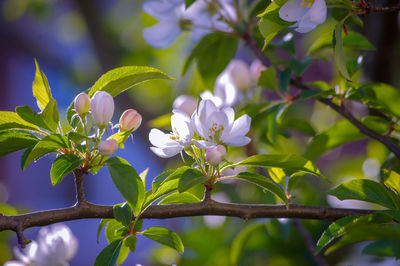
[73,169,87,205]
[0,202,374,234]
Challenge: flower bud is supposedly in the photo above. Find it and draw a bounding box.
[98,139,118,156]
[250,59,267,82]
[74,93,91,116]
[91,91,114,127]
[205,145,226,165]
[228,60,252,91]
[173,95,197,116]
[119,109,142,131]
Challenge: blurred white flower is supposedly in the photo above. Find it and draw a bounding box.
[5,224,78,266]
[172,95,198,116]
[279,0,327,33]
[142,0,187,48]
[205,145,226,165]
[221,166,247,177]
[193,99,251,148]
[250,59,267,82]
[149,110,194,158]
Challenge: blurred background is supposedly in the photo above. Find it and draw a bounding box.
[0,0,399,265]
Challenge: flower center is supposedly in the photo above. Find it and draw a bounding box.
[208,122,224,141]
[301,0,314,8]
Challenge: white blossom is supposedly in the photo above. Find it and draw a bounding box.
[142,0,187,48]
[149,110,194,158]
[5,224,78,266]
[192,99,251,148]
[279,0,327,33]
[172,95,198,116]
[91,91,114,128]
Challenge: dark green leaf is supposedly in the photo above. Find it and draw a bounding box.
[258,67,277,91]
[281,118,316,136]
[182,33,238,86]
[124,235,137,253]
[33,59,53,111]
[184,0,195,8]
[362,239,400,259]
[88,66,174,97]
[23,134,69,170]
[236,172,288,204]
[328,179,400,209]
[66,132,87,144]
[113,203,132,227]
[105,157,145,215]
[178,168,208,193]
[142,226,184,253]
[94,239,123,266]
[0,130,38,158]
[50,154,83,186]
[236,154,326,180]
[159,192,201,205]
[279,68,291,92]
[133,219,143,232]
[97,219,110,244]
[289,58,311,76]
[333,21,351,80]
[15,105,48,130]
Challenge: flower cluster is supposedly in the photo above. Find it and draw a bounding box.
[73,91,142,157]
[5,224,78,266]
[142,0,236,48]
[149,98,251,165]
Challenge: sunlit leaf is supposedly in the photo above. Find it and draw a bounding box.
[159,192,201,205]
[33,59,53,111]
[142,226,184,253]
[178,168,207,193]
[50,154,83,186]
[0,130,38,158]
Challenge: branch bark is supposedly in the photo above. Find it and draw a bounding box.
[0,201,374,233]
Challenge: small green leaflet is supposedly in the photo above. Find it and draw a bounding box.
[33,59,53,111]
[113,203,132,227]
[50,154,83,186]
[142,226,184,253]
[333,21,351,80]
[105,157,145,215]
[88,66,174,97]
[178,168,208,193]
[258,67,277,91]
[159,192,201,205]
[94,239,123,266]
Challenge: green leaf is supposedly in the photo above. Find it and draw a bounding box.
[281,118,316,136]
[265,103,286,144]
[142,226,184,253]
[124,235,137,253]
[182,33,238,86]
[15,106,48,130]
[23,134,69,170]
[258,67,277,91]
[0,203,18,215]
[113,203,132,227]
[258,3,294,46]
[66,132,87,145]
[133,219,143,232]
[116,242,129,265]
[178,168,208,193]
[230,223,266,265]
[279,68,291,92]
[40,98,60,133]
[94,239,123,266]
[328,179,400,209]
[304,120,363,160]
[105,220,126,243]
[235,154,326,181]
[333,21,351,80]
[105,157,145,215]
[159,192,201,205]
[383,169,400,194]
[88,66,174,97]
[33,59,53,111]
[148,113,172,129]
[0,111,39,131]
[184,0,195,8]
[236,172,288,204]
[152,167,190,192]
[362,239,400,259]
[97,219,110,244]
[289,58,311,76]
[50,154,83,186]
[0,130,38,158]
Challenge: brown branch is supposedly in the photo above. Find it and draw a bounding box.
[73,169,87,205]
[0,202,374,233]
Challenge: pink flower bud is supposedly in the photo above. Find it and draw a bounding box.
[91,91,114,127]
[228,60,252,91]
[173,95,197,116]
[205,145,226,165]
[74,93,91,116]
[98,139,118,156]
[250,60,267,82]
[119,109,142,131]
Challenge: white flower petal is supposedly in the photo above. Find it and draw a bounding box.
[4,261,25,266]
[279,0,309,22]
[305,0,327,24]
[149,129,177,147]
[150,146,182,158]
[222,114,251,142]
[142,0,184,20]
[143,21,182,49]
[224,136,251,147]
[194,140,217,149]
[171,111,193,145]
